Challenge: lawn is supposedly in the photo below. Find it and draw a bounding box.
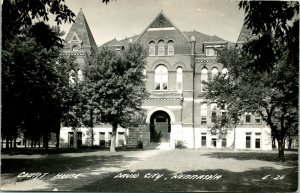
[1,149,298,192]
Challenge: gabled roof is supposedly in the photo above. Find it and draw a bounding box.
[102,35,139,47]
[136,11,190,42]
[64,9,97,48]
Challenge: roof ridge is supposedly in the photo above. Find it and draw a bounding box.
[63,9,97,49]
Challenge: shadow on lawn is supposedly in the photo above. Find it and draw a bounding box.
[203,151,298,164]
[1,154,139,179]
[75,167,298,192]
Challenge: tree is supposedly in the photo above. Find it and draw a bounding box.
[238,1,299,72]
[84,44,149,152]
[2,0,76,148]
[2,32,72,148]
[204,43,298,161]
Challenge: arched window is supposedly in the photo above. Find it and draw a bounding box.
[158,40,165,56]
[222,68,228,79]
[78,70,84,82]
[155,65,168,90]
[212,68,218,79]
[176,67,183,91]
[201,103,207,124]
[201,68,208,92]
[149,41,155,56]
[167,40,174,55]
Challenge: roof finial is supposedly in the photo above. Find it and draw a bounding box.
[80,8,82,11]
[161,9,163,13]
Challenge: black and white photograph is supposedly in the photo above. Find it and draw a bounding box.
[1,0,298,192]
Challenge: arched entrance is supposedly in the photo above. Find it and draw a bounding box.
[150,111,171,142]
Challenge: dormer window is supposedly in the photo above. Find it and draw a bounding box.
[205,47,217,56]
[167,40,174,55]
[158,40,165,56]
[149,41,155,56]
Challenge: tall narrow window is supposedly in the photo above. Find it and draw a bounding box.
[201,133,207,147]
[201,103,207,124]
[246,132,251,148]
[167,40,174,55]
[158,40,165,56]
[212,68,218,79]
[176,67,183,91]
[245,113,251,123]
[255,133,261,149]
[155,65,168,90]
[149,41,155,56]
[222,138,227,147]
[201,68,208,92]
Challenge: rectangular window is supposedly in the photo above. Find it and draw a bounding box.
[255,138,261,149]
[246,133,251,148]
[99,132,105,147]
[77,132,82,147]
[245,114,251,123]
[211,138,217,147]
[206,48,213,56]
[255,115,261,124]
[201,117,207,125]
[201,135,206,147]
[222,138,227,147]
[68,132,74,147]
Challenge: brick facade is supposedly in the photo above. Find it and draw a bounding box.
[60,10,274,150]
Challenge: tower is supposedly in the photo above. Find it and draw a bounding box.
[62,9,97,65]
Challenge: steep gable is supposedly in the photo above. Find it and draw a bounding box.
[64,9,97,50]
[136,11,190,45]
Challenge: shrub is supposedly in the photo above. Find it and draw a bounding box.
[175,140,187,149]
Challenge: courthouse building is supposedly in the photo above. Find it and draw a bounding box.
[60,9,273,150]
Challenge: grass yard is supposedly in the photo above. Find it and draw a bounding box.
[1,149,298,192]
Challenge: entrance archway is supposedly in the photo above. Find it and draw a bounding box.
[150,111,171,142]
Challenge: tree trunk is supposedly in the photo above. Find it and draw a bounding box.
[277,139,285,162]
[10,139,13,148]
[6,137,9,149]
[288,137,292,150]
[13,138,17,148]
[56,131,60,148]
[91,127,94,147]
[110,122,118,152]
[43,134,48,149]
[73,128,77,148]
[24,138,27,148]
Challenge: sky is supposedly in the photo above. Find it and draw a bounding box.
[51,0,246,46]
